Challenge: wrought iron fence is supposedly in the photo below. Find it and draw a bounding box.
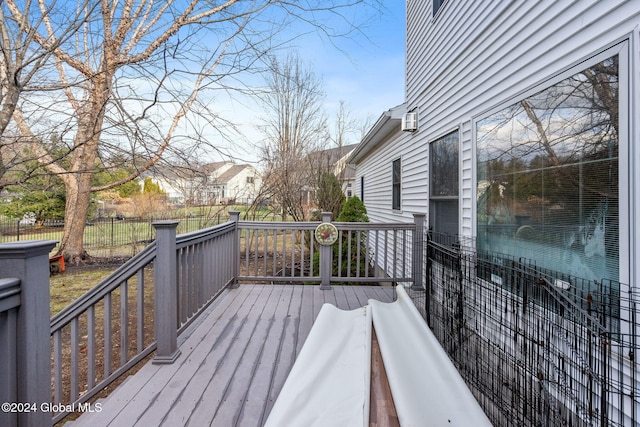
[0,214,229,256]
[416,234,638,426]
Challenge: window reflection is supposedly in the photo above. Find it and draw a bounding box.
[476,56,619,283]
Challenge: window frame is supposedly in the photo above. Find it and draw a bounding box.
[429,130,460,237]
[392,158,402,210]
[471,41,629,286]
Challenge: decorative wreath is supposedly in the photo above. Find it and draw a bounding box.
[315,222,339,246]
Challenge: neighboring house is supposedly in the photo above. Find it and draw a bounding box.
[309,143,359,200]
[144,162,261,205]
[350,0,638,288]
[212,163,262,205]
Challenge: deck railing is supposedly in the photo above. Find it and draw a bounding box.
[1,211,421,425]
[45,218,238,423]
[237,212,424,287]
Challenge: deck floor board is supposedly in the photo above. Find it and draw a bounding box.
[72,285,394,427]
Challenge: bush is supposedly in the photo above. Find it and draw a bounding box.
[337,196,368,222]
[312,196,372,283]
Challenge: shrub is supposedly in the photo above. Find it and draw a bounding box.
[312,196,372,283]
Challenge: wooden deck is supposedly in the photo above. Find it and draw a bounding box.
[71,284,395,427]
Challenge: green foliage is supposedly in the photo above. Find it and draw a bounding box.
[142,177,165,194]
[0,190,66,221]
[93,168,141,197]
[0,160,67,221]
[337,195,368,222]
[316,173,345,219]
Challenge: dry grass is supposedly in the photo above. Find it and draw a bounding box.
[50,266,116,315]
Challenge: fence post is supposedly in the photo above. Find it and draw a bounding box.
[152,221,181,364]
[319,212,332,290]
[412,214,426,291]
[229,211,240,288]
[0,240,57,427]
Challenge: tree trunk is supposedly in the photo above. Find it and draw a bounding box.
[57,79,109,263]
[59,172,93,263]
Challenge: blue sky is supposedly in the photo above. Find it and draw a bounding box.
[224,3,406,163]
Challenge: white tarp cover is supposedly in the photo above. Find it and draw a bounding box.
[369,286,493,426]
[265,286,491,427]
[263,304,372,427]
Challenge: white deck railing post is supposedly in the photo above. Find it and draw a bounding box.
[152,221,181,364]
[412,214,426,291]
[229,211,240,288]
[0,240,57,427]
[319,212,332,290]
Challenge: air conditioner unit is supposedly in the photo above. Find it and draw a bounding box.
[401,112,418,132]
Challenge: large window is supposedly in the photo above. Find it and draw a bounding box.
[476,55,619,283]
[392,159,401,210]
[430,131,459,236]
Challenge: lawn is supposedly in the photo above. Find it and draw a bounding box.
[49,266,118,315]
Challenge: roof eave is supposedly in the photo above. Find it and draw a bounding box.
[348,104,406,164]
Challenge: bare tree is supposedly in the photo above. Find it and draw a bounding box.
[259,52,327,221]
[0,1,93,186]
[5,0,382,262]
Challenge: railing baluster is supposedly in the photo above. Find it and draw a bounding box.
[402,229,407,279]
[70,318,79,401]
[252,229,257,277]
[120,280,128,365]
[272,229,277,276]
[197,242,204,307]
[393,229,398,280]
[187,245,193,319]
[178,248,184,324]
[347,231,352,278]
[263,229,268,277]
[291,229,295,277]
[54,329,62,404]
[356,230,361,277]
[87,305,95,388]
[384,230,389,273]
[104,293,112,377]
[300,230,306,278]
[281,229,286,277]
[337,231,343,278]
[137,269,144,353]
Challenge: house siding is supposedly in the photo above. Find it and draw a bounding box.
[356,0,639,282]
[349,1,640,424]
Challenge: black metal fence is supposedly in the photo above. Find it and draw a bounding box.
[413,234,638,427]
[0,214,230,256]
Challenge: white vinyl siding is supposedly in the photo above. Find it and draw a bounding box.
[355,0,639,286]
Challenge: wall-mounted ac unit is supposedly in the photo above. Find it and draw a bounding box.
[401,112,418,132]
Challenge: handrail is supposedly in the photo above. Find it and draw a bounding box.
[49,220,238,424]
[50,243,156,330]
[0,278,21,312]
[176,221,236,247]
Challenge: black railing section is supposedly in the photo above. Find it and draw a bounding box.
[418,232,638,427]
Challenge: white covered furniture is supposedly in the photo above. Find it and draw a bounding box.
[265,286,492,427]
